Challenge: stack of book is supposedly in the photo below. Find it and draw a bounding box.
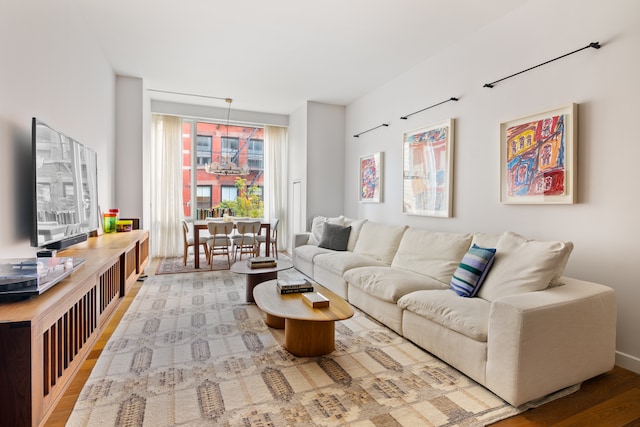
[277,279,314,294]
[247,256,277,269]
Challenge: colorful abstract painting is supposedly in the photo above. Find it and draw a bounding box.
[359,152,383,203]
[402,119,454,217]
[500,104,577,204]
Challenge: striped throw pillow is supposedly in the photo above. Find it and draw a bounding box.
[450,244,496,297]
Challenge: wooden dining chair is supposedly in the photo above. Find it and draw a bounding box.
[206,221,234,269]
[182,220,209,266]
[256,218,279,259]
[232,220,261,261]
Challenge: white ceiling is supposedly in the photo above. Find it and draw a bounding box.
[72,0,527,115]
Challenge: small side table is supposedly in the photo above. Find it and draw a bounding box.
[230,259,294,302]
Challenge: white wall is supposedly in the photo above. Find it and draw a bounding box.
[115,76,145,222]
[0,0,116,258]
[288,101,346,234]
[142,83,152,232]
[307,102,346,222]
[288,103,308,238]
[344,0,640,372]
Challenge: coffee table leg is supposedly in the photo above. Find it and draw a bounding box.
[246,272,277,302]
[265,313,285,329]
[284,319,335,357]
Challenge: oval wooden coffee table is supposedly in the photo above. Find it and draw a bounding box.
[230,259,293,303]
[253,280,354,357]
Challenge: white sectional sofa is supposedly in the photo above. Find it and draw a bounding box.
[293,216,616,407]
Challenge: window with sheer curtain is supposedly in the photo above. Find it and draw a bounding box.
[181,120,265,219]
[150,115,288,257]
[150,114,184,257]
[264,125,289,253]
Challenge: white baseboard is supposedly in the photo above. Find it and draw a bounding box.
[615,350,640,374]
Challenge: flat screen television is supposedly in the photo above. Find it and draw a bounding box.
[31,118,100,250]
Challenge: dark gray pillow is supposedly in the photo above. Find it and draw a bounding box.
[318,223,352,251]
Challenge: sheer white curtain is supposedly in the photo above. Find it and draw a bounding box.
[264,125,288,253]
[150,114,184,257]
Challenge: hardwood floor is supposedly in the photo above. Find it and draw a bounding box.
[490,366,640,426]
[45,278,145,427]
[46,261,640,426]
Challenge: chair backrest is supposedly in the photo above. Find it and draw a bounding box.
[236,221,260,234]
[235,221,261,243]
[207,221,234,235]
[270,218,279,238]
[181,220,190,244]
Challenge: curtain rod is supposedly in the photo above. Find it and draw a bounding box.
[148,89,232,101]
[353,123,389,138]
[484,41,601,88]
[400,97,459,120]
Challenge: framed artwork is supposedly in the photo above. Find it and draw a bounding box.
[500,103,577,204]
[359,152,383,203]
[402,119,454,217]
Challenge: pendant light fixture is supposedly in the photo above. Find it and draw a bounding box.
[205,98,250,176]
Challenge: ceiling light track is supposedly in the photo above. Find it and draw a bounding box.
[148,89,232,102]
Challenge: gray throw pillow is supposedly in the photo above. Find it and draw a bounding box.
[318,223,352,251]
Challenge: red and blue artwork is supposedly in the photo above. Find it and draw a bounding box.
[360,155,380,201]
[506,114,566,197]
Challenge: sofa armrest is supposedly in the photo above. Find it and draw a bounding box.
[485,277,616,406]
[294,232,311,248]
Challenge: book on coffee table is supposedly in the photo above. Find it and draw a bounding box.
[301,292,330,308]
[247,256,277,269]
[279,286,314,294]
[277,279,314,294]
[277,278,311,288]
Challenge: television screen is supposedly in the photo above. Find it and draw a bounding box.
[31,118,100,249]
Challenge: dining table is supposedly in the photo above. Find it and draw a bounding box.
[192,219,271,269]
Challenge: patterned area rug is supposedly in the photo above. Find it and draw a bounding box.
[67,270,571,426]
[155,253,233,275]
[156,252,286,275]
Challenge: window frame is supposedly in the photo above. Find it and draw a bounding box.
[196,135,212,166]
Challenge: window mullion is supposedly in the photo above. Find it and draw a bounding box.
[190,119,197,219]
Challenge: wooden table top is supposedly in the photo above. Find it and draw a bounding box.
[253,280,354,323]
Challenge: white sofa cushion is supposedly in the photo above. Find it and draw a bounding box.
[313,251,386,277]
[391,228,472,284]
[471,232,502,248]
[294,244,334,263]
[549,240,574,286]
[478,232,574,301]
[398,289,491,342]
[344,218,367,251]
[345,266,447,303]
[308,215,344,245]
[353,222,407,264]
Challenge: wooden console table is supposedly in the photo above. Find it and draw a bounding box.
[0,230,149,427]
